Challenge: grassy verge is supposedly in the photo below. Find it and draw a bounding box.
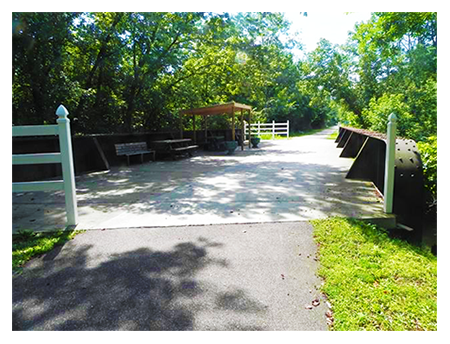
[13,229,83,273]
[327,130,338,140]
[257,127,331,140]
[290,128,328,138]
[310,217,437,331]
[259,133,288,140]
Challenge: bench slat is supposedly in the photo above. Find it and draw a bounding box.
[172,145,199,152]
[122,151,154,156]
[115,142,153,154]
[114,142,155,164]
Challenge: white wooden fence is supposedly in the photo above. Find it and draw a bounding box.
[245,120,289,139]
[12,105,78,226]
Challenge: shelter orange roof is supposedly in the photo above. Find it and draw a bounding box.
[180,102,252,116]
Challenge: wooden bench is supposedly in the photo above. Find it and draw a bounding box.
[115,142,155,166]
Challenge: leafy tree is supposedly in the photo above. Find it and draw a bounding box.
[13,12,79,125]
[342,12,437,142]
[339,12,437,198]
[12,12,437,151]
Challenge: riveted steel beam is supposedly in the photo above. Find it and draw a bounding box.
[336,129,352,148]
[340,132,369,158]
[335,126,345,143]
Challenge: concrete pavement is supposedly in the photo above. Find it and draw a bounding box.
[12,127,389,232]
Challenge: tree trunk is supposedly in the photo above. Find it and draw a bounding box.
[125,86,137,133]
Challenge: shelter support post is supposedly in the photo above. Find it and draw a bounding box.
[248,109,252,149]
[179,111,183,139]
[232,111,235,141]
[240,109,244,150]
[193,115,196,144]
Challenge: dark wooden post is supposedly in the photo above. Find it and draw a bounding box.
[193,114,196,143]
[179,111,183,139]
[248,109,252,149]
[232,106,235,141]
[205,115,208,140]
[241,109,244,151]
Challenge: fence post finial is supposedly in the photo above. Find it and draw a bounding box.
[56,104,69,119]
[388,112,397,122]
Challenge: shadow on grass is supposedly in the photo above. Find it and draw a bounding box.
[346,217,436,260]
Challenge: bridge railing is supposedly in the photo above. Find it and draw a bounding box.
[12,105,78,226]
[336,122,424,242]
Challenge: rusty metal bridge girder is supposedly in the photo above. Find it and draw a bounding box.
[340,132,369,158]
[336,127,424,242]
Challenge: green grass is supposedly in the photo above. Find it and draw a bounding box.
[257,127,330,140]
[310,217,437,331]
[290,128,327,138]
[259,134,289,140]
[327,130,338,140]
[13,229,83,273]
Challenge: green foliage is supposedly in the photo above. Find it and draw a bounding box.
[338,12,437,197]
[298,39,355,129]
[311,217,437,331]
[12,12,327,134]
[361,94,416,137]
[343,12,437,138]
[406,78,437,141]
[417,136,437,197]
[13,12,79,125]
[13,229,82,273]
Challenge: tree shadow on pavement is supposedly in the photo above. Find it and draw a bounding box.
[12,135,383,231]
[12,236,267,330]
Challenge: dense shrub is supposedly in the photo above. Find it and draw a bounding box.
[417,135,437,198]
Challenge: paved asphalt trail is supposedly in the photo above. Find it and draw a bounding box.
[13,222,328,330]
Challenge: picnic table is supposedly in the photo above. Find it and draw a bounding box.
[206,135,226,151]
[151,139,199,160]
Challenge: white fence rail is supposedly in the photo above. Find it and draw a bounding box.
[12,105,78,226]
[245,120,289,139]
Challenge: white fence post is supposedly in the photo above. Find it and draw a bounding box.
[272,120,275,140]
[56,105,78,226]
[287,120,289,138]
[258,121,261,137]
[383,113,397,213]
